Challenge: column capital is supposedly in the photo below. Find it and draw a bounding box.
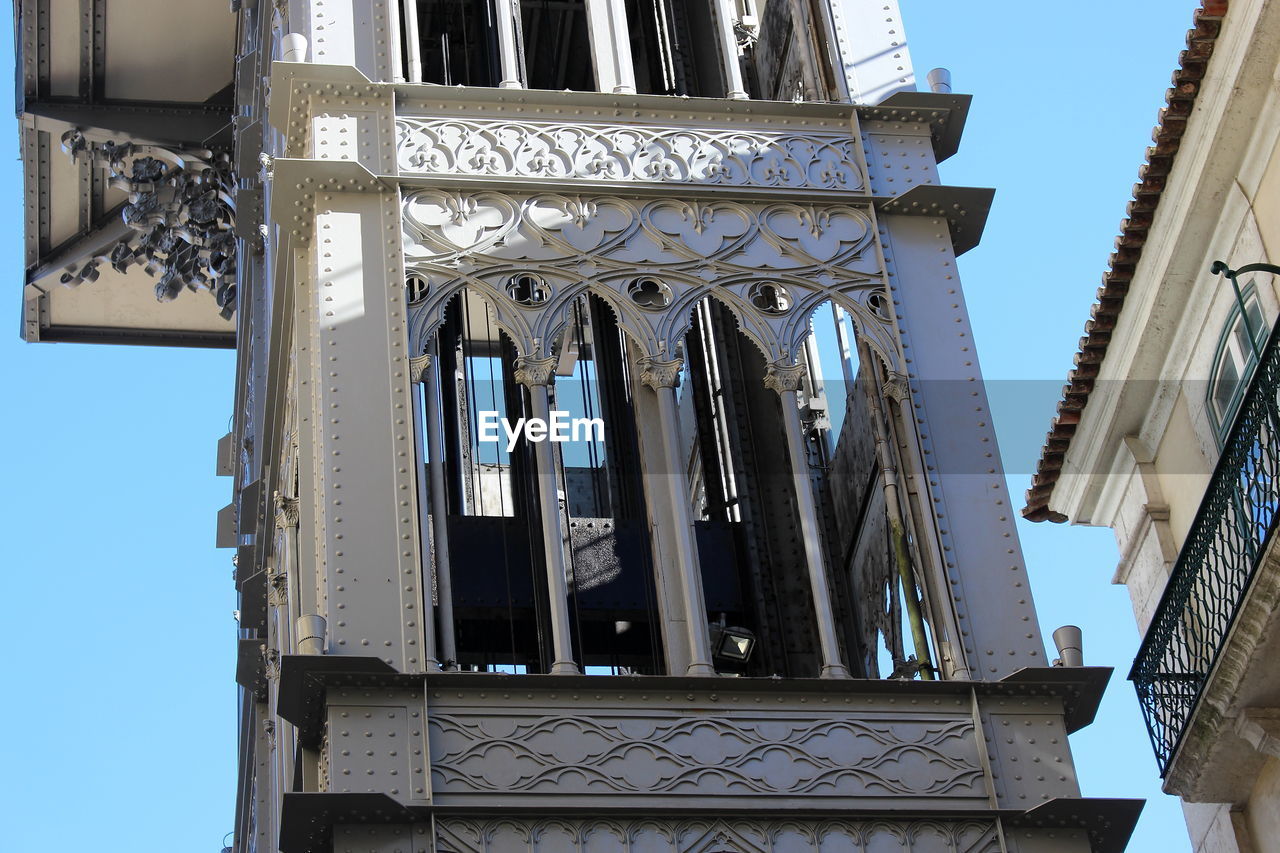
[514,355,558,388]
[882,370,910,404]
[638,356,683,390]
[273,491,300,530]
[409,352,431,384]
[764,360,806,394]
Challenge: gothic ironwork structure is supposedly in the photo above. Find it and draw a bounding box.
[15,1,1139,851]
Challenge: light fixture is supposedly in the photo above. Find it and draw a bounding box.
[1051,625,1083,668]
[709,618,756,663]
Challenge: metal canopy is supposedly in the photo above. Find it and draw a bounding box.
[16,0,237,347]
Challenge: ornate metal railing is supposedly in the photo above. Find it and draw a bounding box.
[1130,320,1280,774]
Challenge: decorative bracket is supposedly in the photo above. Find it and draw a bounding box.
[58,129,238,317]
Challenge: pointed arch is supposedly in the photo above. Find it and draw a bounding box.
[776,286,901,377]
[663,285,781,364]
[407,275,536,357]
[537,279,663,360]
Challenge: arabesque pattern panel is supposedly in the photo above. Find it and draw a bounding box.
[432,816,1001,853]
[428,708,985,803]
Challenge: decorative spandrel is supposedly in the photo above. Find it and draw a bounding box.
[402,190,895,365]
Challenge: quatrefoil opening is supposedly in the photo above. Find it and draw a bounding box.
[507,273,549,306]
[405,273,429,305]
[748,281,791,315]
[628,277,672,310]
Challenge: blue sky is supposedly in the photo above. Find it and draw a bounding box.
[0,3,1197,850]
[899,2,1199,850]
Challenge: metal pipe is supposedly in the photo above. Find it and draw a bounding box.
[857,342,934,680]
[280,33,308,63]
[410,362,442,672]
[766,362,850,679]
[1210,261,1271,360]
[296,615,327,655]
[424,347,457,666]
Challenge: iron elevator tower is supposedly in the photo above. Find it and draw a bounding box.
[13,1,1139,851]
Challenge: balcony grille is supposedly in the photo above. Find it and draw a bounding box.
[1130,321,1280,774]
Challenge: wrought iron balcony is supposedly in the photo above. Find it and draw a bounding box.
[1131,319,1280,774]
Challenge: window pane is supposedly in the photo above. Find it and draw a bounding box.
[1214,356,1240,424]
[1247,298,1265,344]
[1233,316,1253,362]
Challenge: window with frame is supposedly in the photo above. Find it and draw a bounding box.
[1208,283,1267,441]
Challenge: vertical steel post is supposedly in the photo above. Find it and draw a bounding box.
[494,0,523,88]
[423,345,457,667]
[639,356,717,676]
[402,0,423,82]
[710,0,748,99]
[515,355,581,675]
[765,360,850,678]
[410,355,443,672]
[584,0,637,94]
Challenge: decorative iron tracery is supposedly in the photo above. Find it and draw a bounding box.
[402,189,897,369]
[58,129,238,318]
[396,116,866,193]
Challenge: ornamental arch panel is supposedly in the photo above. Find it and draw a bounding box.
[402,189,901,370]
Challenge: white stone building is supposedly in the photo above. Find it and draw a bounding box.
[1026,1,1280,850]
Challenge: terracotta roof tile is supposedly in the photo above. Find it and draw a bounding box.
[1023,2,1228,523]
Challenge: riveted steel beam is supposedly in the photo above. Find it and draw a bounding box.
[24,97,234,147]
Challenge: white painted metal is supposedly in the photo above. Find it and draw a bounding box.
[281,33,308,63]
[409,362,443,672]
[823,0,915,104]
[296,614,326,655]
[768,362,851,679]
[881,214,1046,676]
[517,357,582,675]
[639,356,717,677]
[710,0,748,99]
[494,0,524,89]
[402,0,423,82]
[584,0,637,94]
[423,347,458,667]
[832,303,856,390]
